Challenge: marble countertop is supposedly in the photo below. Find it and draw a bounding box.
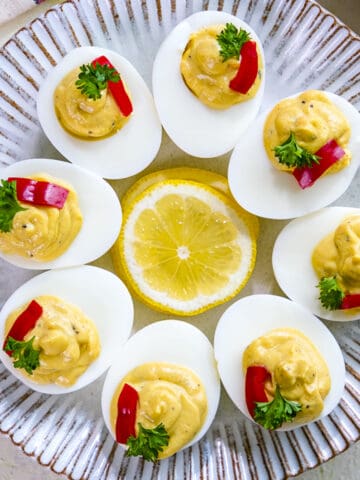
[0,1,359,479]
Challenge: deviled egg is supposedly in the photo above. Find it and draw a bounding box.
[228,90,360,219]
[214,294,345,430]
[0,265,134,394]
[152,10,265,158]
[102,320,220,460]
[0,158,121,269]
[37,46,162,179]
[273,206,360,321]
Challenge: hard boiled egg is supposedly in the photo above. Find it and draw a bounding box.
[37,46,162,179]
[152,11,265,158]
[228,91,360,219]
[0,265,134,394]
[0,158,121,269]
[214,294,345,430]
[101,320,220,457]
[272,206,360,321]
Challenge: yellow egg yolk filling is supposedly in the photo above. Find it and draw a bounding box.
[180,25,262,109]
[110,362,208,459]
[243,328,331,424]
[5,295,101,386]
[263,90,351,174]
[54,67,130,140]
[0,173,82,262]
[312,214,360,297]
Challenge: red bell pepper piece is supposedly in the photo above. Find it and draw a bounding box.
[92,56,133,117]
[341,294,360,310]
[229,41,258,94]
[292,139,345,189]
[8,177,69,209]
[245,365,271,418]
[3,300,43,355]
[115,383,139,444]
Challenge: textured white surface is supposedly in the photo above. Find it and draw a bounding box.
[0,0,35,26]
[1,432,360,479]
[0,1,359,479]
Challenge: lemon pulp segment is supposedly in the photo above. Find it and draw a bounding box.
[119,180,256,315]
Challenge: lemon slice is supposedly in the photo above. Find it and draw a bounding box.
[121,167,259,238]
[118,179,257,316]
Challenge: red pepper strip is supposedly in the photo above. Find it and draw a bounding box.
[229,41,258,94]
[115,383,139,444]
[91,56,133,117]
[341,294,360,309]
[245,365,271,418]
[292,139,345,189]
[3,300,43,355]
[8,177,69,209]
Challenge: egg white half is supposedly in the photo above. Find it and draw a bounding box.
[0,265,134,394]
[0,158,121,269]
[152,10,265,158]
[214,294,345,430]
[273,206,360,321]
[101,320,220,453]
[37,46,162,179]
[228,91,360,219]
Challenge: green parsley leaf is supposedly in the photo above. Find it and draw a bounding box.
[126,423,169,462]
[4,336,40,375]
[274,132,320,168]
[317,276,345,310]
[75,63,120,100]
[254,385,302,430]
[0,179,27,233]
[216,23,251,62]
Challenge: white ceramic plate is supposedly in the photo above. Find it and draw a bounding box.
[0,1,359,479]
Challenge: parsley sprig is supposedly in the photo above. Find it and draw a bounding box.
[274,132,320,168]
[254,385,302,430]
[4,336,40,375]
[75,63,120,100]
[0,179,26,233]
[216,23,251,62]
[317,277,345,310]
[126,423,169,462]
